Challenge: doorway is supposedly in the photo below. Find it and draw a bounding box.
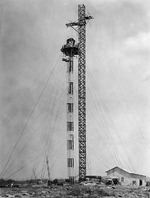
[139,179,142,186]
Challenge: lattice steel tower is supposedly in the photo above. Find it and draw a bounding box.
[64,4,93,182]
[61,38,78,181]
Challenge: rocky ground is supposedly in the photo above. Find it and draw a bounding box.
[0,184,150,198]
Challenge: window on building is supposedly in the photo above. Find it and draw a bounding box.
[67,135,74,150]
[67,158,74,167]
[67,122,74,131]
[67,140,74,150]
[68,82,73,95]
[132,180,136,185]
[67,103,73,113]
[121,177,124,182]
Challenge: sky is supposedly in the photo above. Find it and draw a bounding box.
[0,0,150,180]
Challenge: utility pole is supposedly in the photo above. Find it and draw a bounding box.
[46,156,51,186]
[66,4,93,182]
[32,168,36,180]
[61,38,78,182]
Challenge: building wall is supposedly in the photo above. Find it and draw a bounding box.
[107,171,146,186]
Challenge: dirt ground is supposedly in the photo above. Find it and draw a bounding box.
[0,184,150,198]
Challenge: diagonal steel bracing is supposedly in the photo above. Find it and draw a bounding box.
[78,4,86,181]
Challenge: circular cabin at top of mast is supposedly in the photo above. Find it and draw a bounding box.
[61,38,79,57]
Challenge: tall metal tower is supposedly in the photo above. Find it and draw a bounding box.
[66,4,93,182]
[61,38,78,181]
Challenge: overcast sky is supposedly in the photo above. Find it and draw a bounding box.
[0,0,150,180]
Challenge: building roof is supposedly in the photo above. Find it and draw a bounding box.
[106,166,146,180]
[106,166,128,174]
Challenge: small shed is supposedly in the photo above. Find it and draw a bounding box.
[106,166,146,186]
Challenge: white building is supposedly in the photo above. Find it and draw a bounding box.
[106,166,146,186]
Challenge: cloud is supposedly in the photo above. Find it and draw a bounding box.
[124,32,150,52]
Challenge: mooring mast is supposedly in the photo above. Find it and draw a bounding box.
[66,4,93,181]
[61,38,78,181]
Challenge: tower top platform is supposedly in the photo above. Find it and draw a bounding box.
[61,38,79,57]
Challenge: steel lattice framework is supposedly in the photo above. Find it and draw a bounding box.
[78,4,86,181]
[65,4,93,182]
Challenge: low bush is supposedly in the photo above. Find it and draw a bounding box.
[67,185,115,197]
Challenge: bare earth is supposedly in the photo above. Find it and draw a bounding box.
[1,185,150,198]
